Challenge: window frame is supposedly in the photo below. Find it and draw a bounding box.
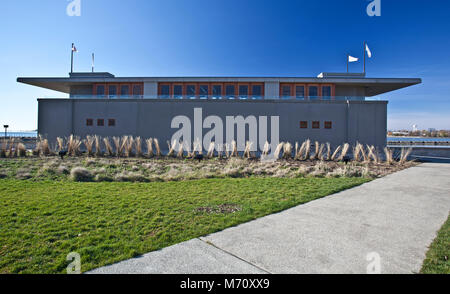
[94,84,106,97]
[186,84,197,99]
[295,84,306,100]
[159,83,171,99]
[119,84,131,98]
[308,85,320,100]
[199,84,209,99]
[321,85,333,100]
[312,121,320,129]
[86,119,93,127]
[172,84,184,99]
[251,83,264,100]
[97,119,105,127]
[225,83,236,99]
[324,121,332,129]
[300,121,308,129]
[107,84,119,99]
[212,84,223,99]
[238,84,249,100]
[108,119,116,127]
[131,84,143,98]
[280,84,293,99]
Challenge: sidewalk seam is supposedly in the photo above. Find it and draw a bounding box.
[198,238,273,274]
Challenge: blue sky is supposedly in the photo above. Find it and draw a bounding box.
[1,0,449,131]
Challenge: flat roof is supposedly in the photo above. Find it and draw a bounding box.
[17,74,422,97]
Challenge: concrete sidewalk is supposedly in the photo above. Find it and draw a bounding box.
[88,163,450,274]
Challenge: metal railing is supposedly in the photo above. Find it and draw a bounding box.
[68,95,382,101]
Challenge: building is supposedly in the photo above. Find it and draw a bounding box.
[17,72,421,152]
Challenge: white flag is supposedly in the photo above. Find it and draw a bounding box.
[348,55,359,62]
[366,44,372,58]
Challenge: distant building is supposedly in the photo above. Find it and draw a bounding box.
[17,72,421,150]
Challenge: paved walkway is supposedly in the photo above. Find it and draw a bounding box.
[88,163,450,274]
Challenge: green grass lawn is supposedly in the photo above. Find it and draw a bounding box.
[421,214,450,274]
[0,177,368,273]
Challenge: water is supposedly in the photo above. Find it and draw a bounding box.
[388,137,450,142]
[0,131,37,138]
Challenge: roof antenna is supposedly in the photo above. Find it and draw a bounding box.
[91,53,95,73]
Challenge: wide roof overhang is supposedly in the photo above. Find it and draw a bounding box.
[17,76,422,97]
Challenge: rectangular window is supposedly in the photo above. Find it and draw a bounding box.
[120,85,130,97]
[239,85,248,99]
[86,119,93,126]
[173,85,183,99]
[97,119,104,127]
[295,86,305,100]
[186,85,196,99]
[300,121,308,129]
[96,85,105,97]
[322,86,332,100]
[132,85,142,98]
[281,85,291,99]
[160,84,170,98]
[108,119,116,127]
[199,85,209,99]
[212,85,222,99]
[312,121,320,129]
[225,85,235,99]
[108,85,117,98]
[309,86,319,100]
[324,121,332,129]
[252,85,262,99]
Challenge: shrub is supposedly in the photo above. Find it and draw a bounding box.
[114,172,148,182]
[16,168,32,180]
[95,174,113,182]
[70,167,94,182]
[57,165,70,175]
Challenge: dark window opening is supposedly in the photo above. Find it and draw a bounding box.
[132,85,142,97]
[173,85,183,98]
[281,86,291,99]
[309,86,318,100]
[108,119,116,127]
[212,85,222,99]
[252,85,262,99]
[160,85,170,98]
[120,85,130,97]
[300,121,308,129]
[296,86,305,100]
[324,121,332,129]
[199,85,209,99]
[225,85,235,98]
[97,119,104,127]
[96,85,105,97]
[239,85,249,99]
[186,85,196,99]
[322,86,332,100]
[86,119,93,126]
[108,85,117,98]
[312,121,320,129]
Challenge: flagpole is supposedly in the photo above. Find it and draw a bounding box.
[71,43,74,73]
[92,53,95,73]
[363,41,366,74]
[347,54,349,73]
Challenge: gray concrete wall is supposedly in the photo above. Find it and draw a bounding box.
[38,99,388,150]
[144,82,158,97]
